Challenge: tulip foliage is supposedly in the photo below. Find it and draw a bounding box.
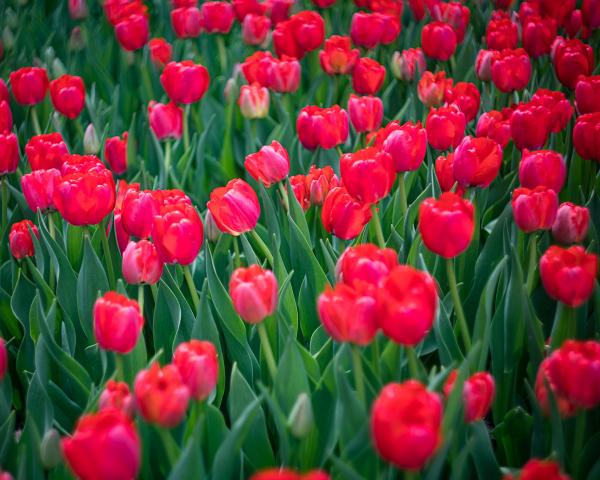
[1,1,600,480]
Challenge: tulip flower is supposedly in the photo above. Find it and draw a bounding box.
[562,9,589,39]
[350,12,400,49]
[268,56,301,93]
[114,13,149,51]
[207,179,261,236]
[426,105,466,151]
[443,370,496,422]
[336,244,398,288]
[475,109,512,148]
[347,95,383,133]
[529,89,573,133]
[68,0,88,19]
[508,459,570,480]
[511,187,558,233]
[239,83,270,119]
[485,17,518,50]
[390,48,426,81]
[0,337,6,381]
[453,136,503,188]
[535,357,576,417]
[573,112,600,163]
[305,165,339,205]
[582,0,600,28]
[491,49,532,93]
[520,150,567,193]
[371,380,442,470]
[104,132,128,175]
[148,101,183,140]
[446,82,481,123]
[0,80,7,104]
[0,133,19,176]
[49,74,85,119]
[245,140,290,187]
[575,76,600,114]
[233,0,266,21]
[9,220,39,260]
[250,469,330,480]
[435,153,464,195]
[510,103,550,150]
[242,14,271,45]
[417,71,449,109]
[241,51,273,87]
[296,105,348,150]
[552,37,594,89]
[93,291,144,354]
[9,67,49,105]
[319,36,359,75]
[122,240,164,285]
[352,57,386,95]
[149,38,173,68]
[552,203,589,245]
[134,362,191,428]
[99,380,135,418]
[201,2,235,33]
[161,61,210,105]
[60,153,104,175]
[273,11,325,59]
[321,186,372,240]
[290,175,309,210]
[173,340,219,401]
[340,147,395,204]
[151,203,204,265]
[21,168,61,213]
[0,100,12,134]
[171,7,203,38]
[62,410,141,480]
[522,15,557,58]
[421,21,457,61]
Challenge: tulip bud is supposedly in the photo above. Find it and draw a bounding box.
[239,83,270,119]
[229,264,278,323]
[4,9,18,29]
[204,210,221,242]
[391,48,426,81]
[552,202,589,244]
[122,240,163,285]
[148,38,172,69]
[83,124,100,154]
[207,179,260,236]
[68,0,88,19]
[2,28,15,51]
[51,58,67,77]
[40,429,62,469]
[173,340,219,401]
[9,220,39,260]
[68,27,86,51]
[104,132,128,175]
[93,291,144,354]
[287,392,314,439]
[99,380,135,417]
[0,337,7,381]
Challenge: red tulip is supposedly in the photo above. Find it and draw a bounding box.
[104,132,128,175]
[104,0,148,26]
[519,149,566,193]
[443,370,495,422]
[419,192,474,258]
[21,168,61,213]
[25,133,69,170]
[514,459,570,480]
[49,74,85,119]
[273,11,325,59]
[522,15,557,58]
[0,100,12,134]
[539,0,575,23]
[319,36,359,76]
[348,95,383,134]
[9,220,39,260]
[575,76,600,114]
[268,57,301,93]
[122,240,163,285]
[421,21,457,61]
[435,153,463,194]
[426,105,466,151]
[242,14,271,45]
[173,340,219,401]
[99,380,135,418]
[94,291,144,354]
[161,61,210,105]
[340,147,395,204]
[134,362,190,428]
[264,0,293,24]
[149,38,173,68]
[207,179,260,235]
[296,105,348,150]
[529,89,573,133]
[9,67,49,105]
[408,0,425,20]
[562,9,589,40]
[391,48,426,81]
[60,154,105,175]
[321,186,372,240]
[540,245,598,307]
[239,83,270,119]
[0,133,19,175]
[250,469,330,480]
[352,57,386,95]
[379,265,438,345]
[152,203,204,265]
[535,357,576,417]
[245,141,289,187]
[68,0,88,19]
[0,337,7,381]
[241,51,274,87]
[417,71,449,109]
[375,121,427,172]
[475,109,512,148]
[120,189,158,239]
[475,49,494,82]
[582,0,600,29]
[510,103,550,150]
[485,17,518,50]
[573,112,600,163]
[552,37,594,89]
[491,49,531,93]
[289,174,309,210]
[201,1,235,33]
[511,187,558,233]
[229,264,278,323]
[305,165,339,205]
[171,7,203,38]
[148,101,183,140]
[552,202,589,245]
[114,13,149,51]
[446,82,481,123]
[371,380,442,470]
[0,79,7,104]
[336,243,398,288]
[233,0,266,21]
[350,12,400,49]
[453,136,503,188]
[62,410,140,480]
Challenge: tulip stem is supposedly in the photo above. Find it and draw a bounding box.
[183,105,191,152]
[30,107,42,135]
[525,233,538,295]
[371,337,381,378]
[370,204,385,248]
[351,345,366,406]
[446,258,472,351]
[114,353,125,382]
[183,265,201,314]
[100,221,116,290]
[398,173,408,218]
[157,428,179,466]
[163,140,172,188]
[1,176,8,237]
[249,230,274,266]
[233,237,242,268]
[336,146,343,156]
[216,35,227,74]
[572,411,586,476]
[405,346,420,379]
[138,285,144,316]
[277,182,289,213]
[550,303,576,350]
[257,322,277,381]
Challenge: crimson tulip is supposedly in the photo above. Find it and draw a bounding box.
[290,175,309,210]
[161,61,210,105]
[350,12,400,49]
[435,153,463,194]
[573,112,600,162]
[21,168,61,213]
[229,264,278,323]
[336,243,398,288]
[241,51,274,87]
[114,13,149,51]
[202,1,235,33]
[207,179,260,235]
[120,189,159,238]
[486,17,518,50]
[512,459,570,480]
[104,132,128,175]
[9,220,39,260]
[273,11,324,59]
[421,21,457,61]
[0,338,6,381]
[233,0,266,21]
[122,239,163,285]
[321,186,372,240]
[522,15,557,58]
[173,340,219,401]
[575,76,600,114]
[510,104,550,150]
[443,370,495,422]
[304,165,339,205]
[268,56,301,93]
[9,67,48,105]
[352,58,385,95]
[296,105,348,150]
[25,133,69,170]
[0,100,12,134]
[171,7,203,38]
[552,37,594,89]
[340,147,395,204]
[99,380,135,418]
[93,291,144,354]
[475,109,512,148]
[49,74,85,119]
[552,202,589,245]
[530,89,573,134]
[390,48,426,81]
[430,1,470,44]
[511,187,558,233]
[453,136,503,188]
[374,121,427,172]
[446,82,481,123]
[0,133,19,175]
[426,105,466,151]
[242,14,271,45]
[535,357,576,417]
[417,71,449,109]
[491,49,531,93]
[149,38,173,68]
[475,49,494,82]
[319,36,359,75]
[348,95,383,133]
[245,141,289,187]
[148,101,183,140]
[152,203,204,265]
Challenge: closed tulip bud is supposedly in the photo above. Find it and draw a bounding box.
[0,100,12,134]
[417,71,449,109]
[0,133,19,175]
[171,7,203,38]
[93,292,144,354]
[204,210,221,242]
[336,244,398,288]
[305,165,339,205]
[552,202,589,245]
[552,37,594,89]
[340,147,395,204]
[287,392,314,439]
[476,109,512,148]
[0,337,6,380]
[49,74,85,119]
[522,15,557,58]
[152,203,204,265]
[122,240,163,285]
[453,136,503,188]
[512,187,558,233]
[296,105,348,150]
[422,21,457,61]
[319,36,359,76]
[352,57,386,95]
[54,171,116,226]
[242,14,271,45]
[104,132,128,175]
[371,380,442,470]
[515,459,570,480]
[491,49,531,93]
[207,179,260,235]
[321,186,371,240]
[9,67,49,105]
[519,149,566,193]
[245,140,289,187]
[419,192,474,258]
[575,76,600,114]
[510,104,550,150]
[68,0,88,19]
[446,82,481,123]
[115,13,149,51]
[268,57,301,93]
[273,11,325,59]
[161,61,210,105]
[134,363,190,428]
[83,123,100,154]
[149,38,173,69]
[535,357,576,417]
[25,133,69,170]
[391,48,426,81]
[21,168,61,213]
[475,49,494,82]
[9,220,39,260]
[148,101,183,140]
[426,105,466,151]
[573,112,600,163]
[289,175,309,210]
[348,94,383,134]
[202,1,235,33]
[239,83,270,119]
[68,26,86,51]
[443,370,495,422]
[40,429,62,469]
[485,17,518,50]
[173,340,219,401]
[229,264,278,323]
[530,89,573,134]
[62,410,141,480]
[379,265,438,345]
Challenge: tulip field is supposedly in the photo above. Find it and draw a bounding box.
[1,0,600,478]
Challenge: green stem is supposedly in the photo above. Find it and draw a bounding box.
[100,221,116,290]
[525,233,538,295]
[257,322,277,381]
[183,105,190,152]
[277,181,289,213]
[371,336,381,378]
[233,236,242,268]
[157,427,179,466]
[550,303,576,350]
[183,265,200,314]
[351,345,366,406]
[30,107,42,135]
[249,230,274,266]
[406,346,420,379]
[572,411,586,476]
[216,35,227,74]
[48,215,56,292]
[397,172,408,218]
[336,146,343,156]
[370,204,385,248]
[163,140,172,188]
[114,353,125,381]
[446,258,472,351]
[1,176,8,237]
[138,285,145,316]
[140,56,154,100]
